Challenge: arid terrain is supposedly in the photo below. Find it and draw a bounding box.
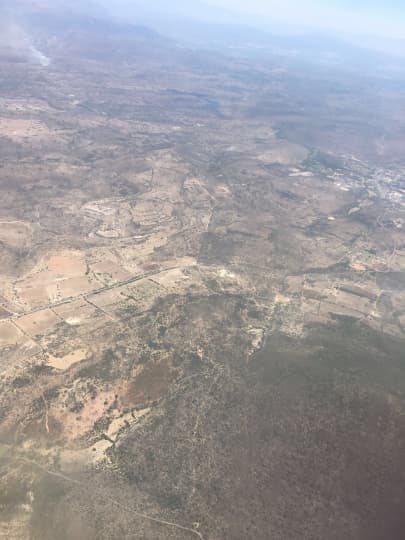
[0,4,404,540]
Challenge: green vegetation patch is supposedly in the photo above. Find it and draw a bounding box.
[12,375,31,388]
[78,349,117,381]
[204,277,220,292]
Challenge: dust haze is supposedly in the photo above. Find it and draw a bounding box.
[0,2,404,540]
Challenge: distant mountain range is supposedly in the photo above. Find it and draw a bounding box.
[1,0,105,15]
[99,0,239,24]
[1,0,405,69]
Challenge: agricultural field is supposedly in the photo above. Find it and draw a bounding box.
[0,3,404,539]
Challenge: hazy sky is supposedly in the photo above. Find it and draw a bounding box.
[205,0,405,38]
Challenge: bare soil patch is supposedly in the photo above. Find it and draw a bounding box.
[0,221,32,249]
[16,309,61,337]
[0,118,52,141]
[47,252,86,277]
[53,299,98,325]
[0,307,11,320]
[0,322,23,345]
[60,388,117,440]
[91,260,132,283]
[47,349,88,370]
[58,276,99,298]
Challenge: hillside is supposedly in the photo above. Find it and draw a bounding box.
[0,4,404,540]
